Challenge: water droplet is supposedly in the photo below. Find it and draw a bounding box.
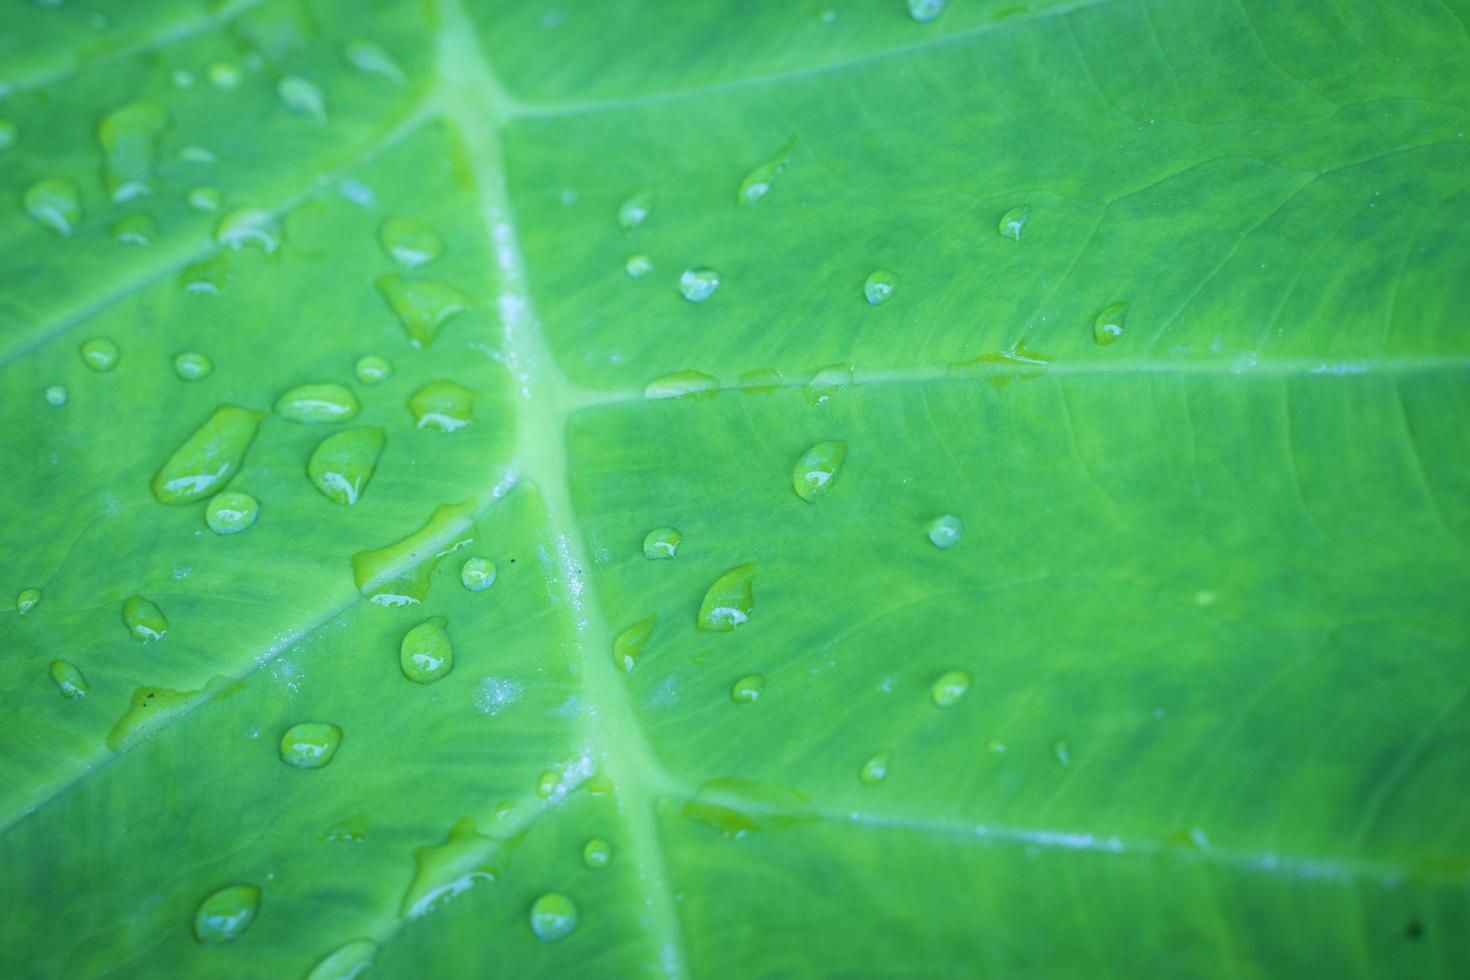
[216,207,279,252]
[344,39,404,83]
[927,514,962,549]
[122,595,167,642]
[97,101,168,202]
[79,337,119,372]
[194,884,260,945]
[697,563,756,632]
[277,75,326,121]
[275,383,359,423]
[108,678,240,750]
[376,272,469,347]
[306,939,378,980]
[172,68,195,88]
[613,614,655,672]
[50,660,88,699]
[25,180,81,235]
[618,190,652,230]
[352,499,476,607]
[682,777,814,838]
[1094,301,1128,346]
[379,217,442,268]
[730,674,764,703]
[625,254,653,278]
[307,428,385,505]
[998,205,1030,241]
[529,893,578,942]
[206,491,259,534]
[17,588,41,615]
[403,818,498,918]
[859,751,889,784]
[460,557,496,591]
[536,769,561,798]
[186,185,222,212]
[644,370,719,400]
[173,351,212,380]
[739,367,784,393]
[793,440,847,502]
[326,815,368,844]
[643,527,682,560]
[408,380,475,431]
[1053,738,1072,766]
[181,252,231,293]
[582,838,611,869]
[208,62,241,88]
[0,120,16,149]
[948,341,1049,388]
[179,145,215,163]
[44,385,67,406]
[738,137,797,204]
[400,617,453,684]
[987,737,1007,754]
[907,0,945,23]
[679,267,721,303]
[112,212,157,245]
[931,669,972,707]
[152,405,262,504]
[279,721,343,768]
[355,354,392,385]
[805,363,854,406]
[861,266,898,304]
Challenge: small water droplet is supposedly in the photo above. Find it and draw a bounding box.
[216,207,279,252]
[79,337,119,372]
[44,385,67,406]
[376,272,469,347]
[279,721,343,768]
[97,101,168,202]
[998,205,1030,240]
[17,588,41,615]
[354,354,392,385]
[863,269,896,305]
[112,212,157,245]
[25,179,81,235]
[859,751,890,784]
[402,819,498,918]
[152,405,262,503]
[408,380,475,432]
[738,137,797,204]
[738,367,784,393]
[206,491,260,534]
[536,769,560,798]
[614,614,656,671]
[186,186,222,212]
[643,527,682,560]
[582,838,612,869]
[326,815,368,844]
[618,190,652,230]
[679,267,720,302]
[179,145,215,163]
[208,61,241,88]
[0,120,16,149]
[907,0,945,23]
[1053,738,1072,766]
[344,38,404,83]
[50,660,88,699]
[379,217,442,268]
[625,254,653,278]
[173,351,212,380]
[194,884,261,945]
[1094,301,1128,346]
[172,68,195,88]
[277,75,326,121]
[931,669,972,707]
[308,427,385,505]
[927,514,962,549]
[275,383,359,423]
[306,939,378,980]
[181,252,231,293]
[460,557,496,591]
[122,595,168,642]
[529,893,578,942]
[730,674,764,703]
[400,617,453,684]
[805,363,854,406]
[644,371,719,400]
[352,499,476,607]
[697,563,756,632]
[792,440,847,502]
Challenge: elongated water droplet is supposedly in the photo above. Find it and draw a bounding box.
[173,351,212,380]
[326,816,368,844]
[179,144,215,163]
[122,595,167,642]
[1054,738,1072,766]
[216,207,278,252]
[307,939,378,980]
[998,205,1030,240]
[194,884,260,945]
[380,217,441,268]
[643,527,682,560]
[793,440,847,502]
[860,750,890,784]
[738,137,797,204]
[206,491,259,534]
[45,385,67,406]
[17,588,41,615]
[683,777,814,837]
[377,272,469,347]
[618,190,652,230]
[25,179,81,235]
[112,213,157,245]
[277,75,326,121]
[931,669,972,707]
[344,38,404,83]
[460,557,496,591]
[275,383,359,423]
[731,674,764,703]
[863,269,896,305]
[79,337,119,372]
[582,838,611,869]
[644,370,718,400]
[948,342,1049,388]
[697,563,756,632]
[401,617,453,684]
[50,660,88,699]
[529,893,578,942]
[625,254,653,278]
[182,252,230,293]
[187,186,222,212]
[152,405,262,504]
[403,819,498,918]
[613,615,656,671]
[1094,301,1128,346]
[679,267,721,302]
[109,677,241,751]
[805,363,854,406]
[739,367,784,393]
[97,101,168,202]
[352,500,476,607]
[908,0,944,23]
[279,721,343,768]
[408,380,475,432]
[308,428,384,505]
[355,354,392,385]
[927,514,962,549]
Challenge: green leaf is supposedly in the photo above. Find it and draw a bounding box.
[2,0,1469,976]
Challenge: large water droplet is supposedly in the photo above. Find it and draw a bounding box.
[275,383,359,423]
[277,75,326,121]
[805,363,854,406]
[582,838,612,869]
[643,527,682,560]
[308,428,385,505]
[625,254,653,278]
[25,179,82,235]
[738,138,797,204]
[730,674,765,703]
[460,557,496,591]
[44,385,67,406]
[679,267,721,303]
[529,893,578,942]
[279,721,343,768]
[927,514,962,549]
[793,440,847,502]
[50,660,89,699]
[859,750,890,784]
[97,101,168,202]
[377,272,469,347]
[998,205,1030,241]
[152,405,262,504]
[618,190,652,230]
[403,818,498,918]
[216,207,279,252]
[79,337,119,372]
[187,186,222,212]
[613,614,656,671]
[17,588,41,615]
[908,0,945,23]
[194,884,260,945]
[931,669,972,707]
[408,381,475,431]
[351,500,476,607]
[112,212,157,245]
[401,617,453,684]
[354,354,392,385]
[1094,301,1128,346]
[306,939,378,980]
[173,351,212,381]
[863,269,896,305]
[206,491,259,534]
[697,563,756,632]
[108,677,240,751]
[344,39,404,83]
[122,595,167,642]
[644,371,719,400]
[380,217,441,268]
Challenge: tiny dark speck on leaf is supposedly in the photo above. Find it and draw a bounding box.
[1405,919,1424,940]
